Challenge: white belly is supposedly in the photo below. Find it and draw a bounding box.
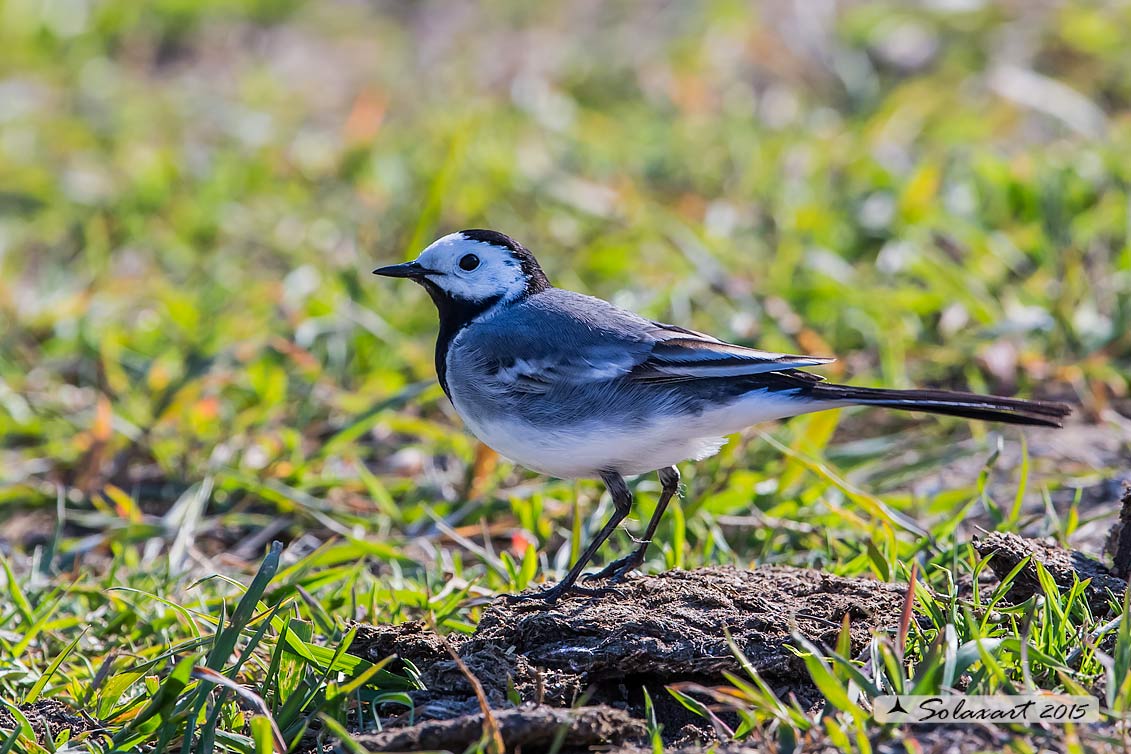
[450,390,829,479]
[457,411,725,478]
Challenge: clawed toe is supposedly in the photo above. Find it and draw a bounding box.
[505,581,617,606]
[605,562,640,584]
[581,565,617,583]
[567,583,617,597]
[504,588,560,605]
[583,556,643,584]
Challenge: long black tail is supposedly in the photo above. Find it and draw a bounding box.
[809,384,1072,428]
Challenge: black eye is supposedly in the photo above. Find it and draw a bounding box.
[459,253,480,271]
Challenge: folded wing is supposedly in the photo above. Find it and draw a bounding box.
[630,323,834,382]
[470,305,833,394]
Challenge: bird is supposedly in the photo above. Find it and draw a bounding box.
[373,229,1072,604]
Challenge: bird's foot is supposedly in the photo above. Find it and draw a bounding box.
[582,551,645,584]
[504,581,616,606]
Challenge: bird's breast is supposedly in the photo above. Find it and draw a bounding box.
[442,351,724,478]
[440,329,824,478]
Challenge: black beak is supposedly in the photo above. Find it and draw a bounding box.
[372,261,432,279]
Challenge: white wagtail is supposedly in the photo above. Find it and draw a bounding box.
[374,229,1071,604]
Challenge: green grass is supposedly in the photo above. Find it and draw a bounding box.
[2,1,1130,751]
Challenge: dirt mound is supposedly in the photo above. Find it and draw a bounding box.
[473,565,903,681]
[350,565,906,751]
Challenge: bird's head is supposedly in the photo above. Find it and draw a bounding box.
[373,229,550,307]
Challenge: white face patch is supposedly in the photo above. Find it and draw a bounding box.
[414,233,529,303]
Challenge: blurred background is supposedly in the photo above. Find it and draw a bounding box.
[2,0,1131,578]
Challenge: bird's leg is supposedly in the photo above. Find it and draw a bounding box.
[584,466,680,583]
[506,470,633,605]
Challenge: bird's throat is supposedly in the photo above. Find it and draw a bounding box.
[422,280,503,400]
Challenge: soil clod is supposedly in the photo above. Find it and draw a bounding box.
[0,700,98,743]
[975,531,1127,612]
[1105,482,1131,579]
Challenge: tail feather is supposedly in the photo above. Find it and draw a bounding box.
[810,384,1071,428]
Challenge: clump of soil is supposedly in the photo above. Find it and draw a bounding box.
[350,565,906,751]
[0,700,99,743]
[975,531,1126,613]
[1105,483,1131,579]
